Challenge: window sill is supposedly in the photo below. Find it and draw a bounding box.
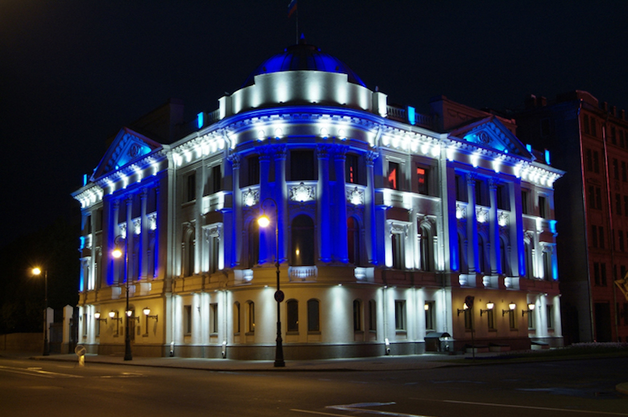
[286,331,299,335]
[307,331,321,335]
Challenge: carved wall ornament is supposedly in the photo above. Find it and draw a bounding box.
[347,187,364,205]
[242,188,259,207]
[290,182,315,202]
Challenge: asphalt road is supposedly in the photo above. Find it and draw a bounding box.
[0,356,626,417]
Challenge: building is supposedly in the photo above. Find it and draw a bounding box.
[73,41,564,359]
[516,91,628,344]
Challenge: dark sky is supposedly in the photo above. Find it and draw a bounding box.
[1,1,627,247]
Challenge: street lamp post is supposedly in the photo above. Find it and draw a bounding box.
[32,267,49,356]
[258,199,285,367]
[112,248,132,361]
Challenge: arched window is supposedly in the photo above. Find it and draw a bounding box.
[246,301,255,333]
[347,217,360,265]
[307,299,319,332]
[368,299,377,331]
[248,220,260,268]
[287,299,299,332]
[291,215,315,266]
[183,228,195,277]
[500,237,510,276]
[353,299,362,331]
[477,235,486,274]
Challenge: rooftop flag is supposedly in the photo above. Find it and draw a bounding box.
[288,0,297,18]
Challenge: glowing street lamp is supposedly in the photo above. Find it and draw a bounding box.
[257,198,285,367]
[31,267,49,356]
[112,247,132,361]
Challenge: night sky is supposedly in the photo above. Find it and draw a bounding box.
[2,1,627,248]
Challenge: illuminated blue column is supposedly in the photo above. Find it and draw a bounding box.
[317,145,331,263]
[140,188,148,280]
[230,154,241,268]
[259,147,272,264]
[466,174,477,274]
[333,147,349,263]
[125,196,133,283]
[274,145,288,263]
[488,179,499,275]
[111,199,120,285]
[365,151,378,265]
[511,181,524,277]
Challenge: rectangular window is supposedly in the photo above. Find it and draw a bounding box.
[547,305,554,329]
[475,179,484,206]
[521,190,529,215]
[391,232,405,269]
[211,165,222,193]
[497,184,510,210]
[186,172,196,202]
[585,149,592,171]
[184,305,192,335]
[620,231,625,252]
[246,156,259,186]
[613,159,620,180]
[611,126,617,144]
[624,196,628,217]
[82,313,88,337]
[599,226,605,249]
[583,114,590,134]
[594,262,601,285]
[623,162,627,182]
[621,130,626,148]
[508,310,517,330]
[591,118,597,137]
[394,300,406,331]
[527,308,535,329]
[595,186,602,209]
[368,300,377,331]
[210,303,218,334]
[424,301,435,331]
[593,151,600,173]
[538,196,547,218]
[417,165,429,195]
[487,309,496,331]
[308,300,320,332]
[601,263,607,286]
[290,150,315,181]
[388,161,400,190]
[346,154,360,184]
[455,174,467,202]
[617,194,622,215]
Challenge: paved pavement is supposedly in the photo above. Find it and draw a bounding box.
[1,350,627,394]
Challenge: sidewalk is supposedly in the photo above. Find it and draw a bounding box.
[1,350,460,372]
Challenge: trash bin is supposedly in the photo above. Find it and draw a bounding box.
[425,332,452,352]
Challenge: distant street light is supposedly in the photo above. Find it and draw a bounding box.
[112,247,132,361]
[31,267,49,356]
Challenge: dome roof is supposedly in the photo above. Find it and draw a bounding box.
[242,41,366,88]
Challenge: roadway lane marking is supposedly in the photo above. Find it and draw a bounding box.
[412,398,628,416]
[0,365,83,378]
[293,402,434,417]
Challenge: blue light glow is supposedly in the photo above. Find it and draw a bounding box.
[407,106,416,125]
[197,112,204,129]
[545,149,551,165]
[526,144,532,152]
